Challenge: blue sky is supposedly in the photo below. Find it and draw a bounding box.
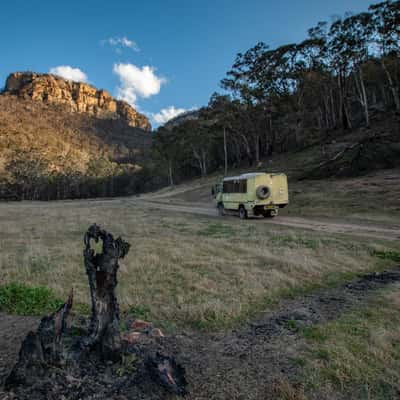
[1,0,374,126]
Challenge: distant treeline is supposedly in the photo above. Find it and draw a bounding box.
[153,0,400,185]
[0,154,161,201]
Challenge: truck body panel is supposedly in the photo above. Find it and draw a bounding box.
[213,172,289,218]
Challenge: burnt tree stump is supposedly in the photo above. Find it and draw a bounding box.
[5,290,73,389]
[4,224,188,399]
[80,224,130,358]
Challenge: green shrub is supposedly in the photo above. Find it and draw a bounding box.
[198,223,235,238]
[371,250,400,263]
[127,304,151,320]
[0,282,64,315]
[302,326,328,342]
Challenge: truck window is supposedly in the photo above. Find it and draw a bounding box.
[223,181,232,193]
[223,180,247,193]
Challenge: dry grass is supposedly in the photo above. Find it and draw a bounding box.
[0,198,398,330]
[151,166,400,227]
[283,169,400,225]
[300,283,400,400]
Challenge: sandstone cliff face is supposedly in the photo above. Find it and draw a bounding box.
[4,72,151,131]
[164,110,199,130]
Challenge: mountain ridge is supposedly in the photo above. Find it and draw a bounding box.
[3,72,151,131]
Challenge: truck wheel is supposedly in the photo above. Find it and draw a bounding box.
[239,206,248,220]
[217,203,225,216]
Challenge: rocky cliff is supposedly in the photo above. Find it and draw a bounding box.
[164,110,199,130]
[4,72,151,131]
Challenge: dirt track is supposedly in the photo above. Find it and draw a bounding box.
[139,200,400,241]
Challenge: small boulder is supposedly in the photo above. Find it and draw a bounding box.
[131,319,152,331]
[123,332,142,344]
[150,328,165,338]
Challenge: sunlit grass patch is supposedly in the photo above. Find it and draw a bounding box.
[371,249,400,263]
[300,284,400,399]
[197,222,236,238]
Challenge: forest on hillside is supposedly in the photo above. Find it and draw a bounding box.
[153,0,400,185]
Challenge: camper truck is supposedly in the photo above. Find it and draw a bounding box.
[212,172,289,219]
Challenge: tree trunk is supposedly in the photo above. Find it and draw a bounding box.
[354,68,370,127]
[254,134,260,164]
[240,134,253,165]
[330,88,337,128]
[344,101,352,130]
[168,160,174,186]
[201,150,207,176]
[192,146,204,176]
[323,96,330,129]
[381,59,400,111]
[269,115,274,155]
[338,74,344,129]
[338,72,352,130]
[80,224,130,358]
[223,126,228,175]
[359,69,369,127]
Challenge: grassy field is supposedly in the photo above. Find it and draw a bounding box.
[0,196,399,332]
[152,167,400,227]
[299,284,400,399]
[283,171,400,225]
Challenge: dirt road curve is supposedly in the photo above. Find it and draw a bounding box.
[140,200,400,241]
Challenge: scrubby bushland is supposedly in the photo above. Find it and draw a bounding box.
[0,156,162,201]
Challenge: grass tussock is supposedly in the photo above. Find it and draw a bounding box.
[272,378,306,400]
[0,282,63,315]
[371,249,400,263]
[300,284,400,399]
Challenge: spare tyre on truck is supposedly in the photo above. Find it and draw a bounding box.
[211,172,289,219]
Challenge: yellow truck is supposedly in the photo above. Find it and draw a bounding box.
[212,172,289,219]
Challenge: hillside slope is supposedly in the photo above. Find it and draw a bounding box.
[0,74,153,200]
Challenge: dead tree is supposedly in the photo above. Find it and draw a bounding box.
[79,224,130,358]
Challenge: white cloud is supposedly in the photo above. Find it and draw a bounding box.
[102,36,140,52]
[152,106,187,124]
[113,63,166,106]
[49,65,88,82]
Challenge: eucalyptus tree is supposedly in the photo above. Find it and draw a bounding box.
[328,17,357,129]
[153,127,182,186]
[221,42,300,158]
[330,12,374,126]
[369,0,400,110]
[206,93,234,174]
